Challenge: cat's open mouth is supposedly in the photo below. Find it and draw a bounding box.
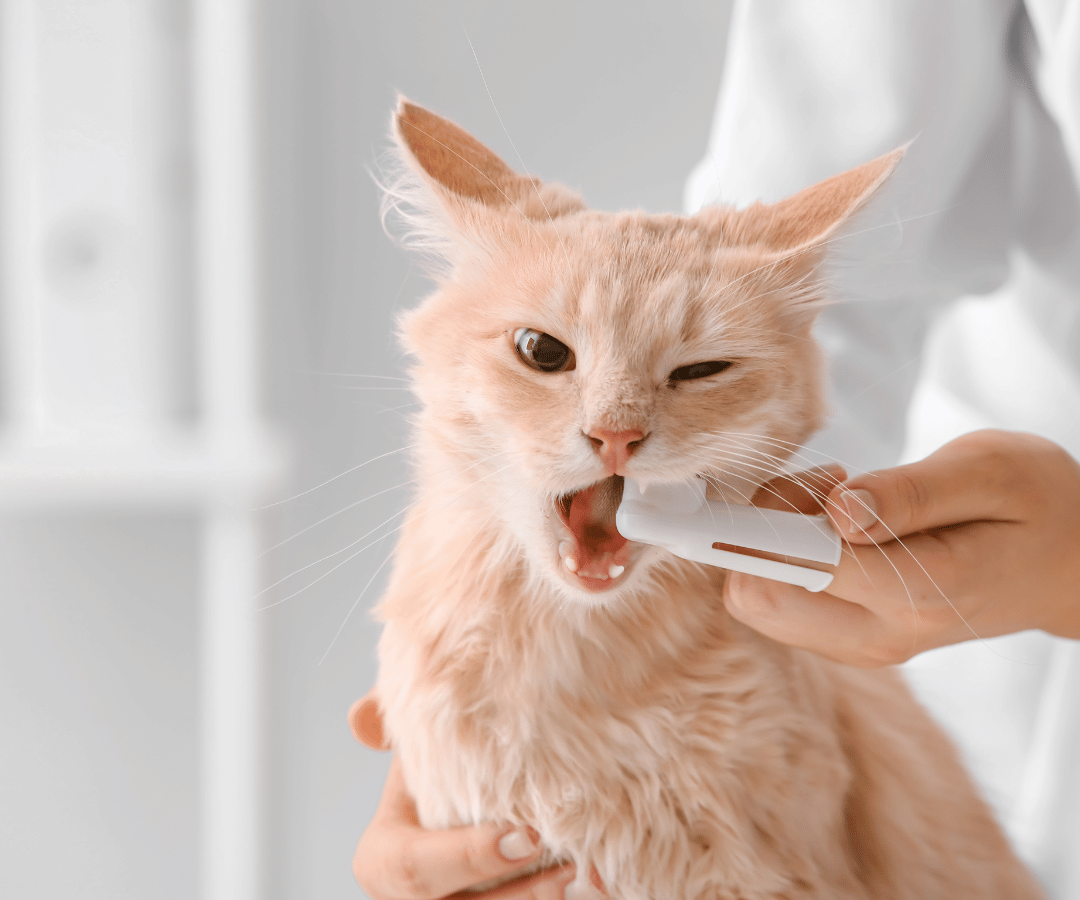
[553,475,635,591]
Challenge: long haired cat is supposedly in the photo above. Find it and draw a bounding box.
[369,99,1041,898]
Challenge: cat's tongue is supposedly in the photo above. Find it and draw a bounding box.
[562,477,628,583]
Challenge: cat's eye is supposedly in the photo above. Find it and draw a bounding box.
[668,360,733,382]
[513,327,575,373]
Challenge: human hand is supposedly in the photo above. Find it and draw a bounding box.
[725,430,1080,666]
[348,694,579,900]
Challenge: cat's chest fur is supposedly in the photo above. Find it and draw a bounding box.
[375,508,863,897]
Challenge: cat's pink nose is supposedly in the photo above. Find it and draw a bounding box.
[586,428,647,476]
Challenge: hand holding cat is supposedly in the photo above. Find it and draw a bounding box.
[725,430,1080,666]
[349,696,588,899]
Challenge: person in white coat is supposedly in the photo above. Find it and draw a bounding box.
[351,2,1080,896]
[685,2,1080,898]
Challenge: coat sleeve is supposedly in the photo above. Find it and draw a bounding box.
[686,0,1021,471]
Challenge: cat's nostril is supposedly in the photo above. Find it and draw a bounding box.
[585,428,649,465]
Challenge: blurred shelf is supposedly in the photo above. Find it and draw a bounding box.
[0,426,287,509]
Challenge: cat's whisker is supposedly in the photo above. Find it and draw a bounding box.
[698,466,867,594]
[258,476,415,558]
[258,459,518,608]
[373,401,421,414]
[257,507,409,609]
[463,29,577,286]
[287,442,514,574]
[706,430,875,479]
[333,385,415,392]
[695,247,821,311]
[698,471,793,555]
[369,401,422,423]
[700,435,847,487]
[700,445,877,589]
[698,264,824,324]
[318,541,397,666]
[306,371,411,382]
[256,442,418,510]
[706,148,725,239]
[696,205,951,318]
[846,355,923,400]
[816,204,956,256]
[699,454,853,564]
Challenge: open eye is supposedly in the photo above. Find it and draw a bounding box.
[668,360,733,382]
[513,327,575,373]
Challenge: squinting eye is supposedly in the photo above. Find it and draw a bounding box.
[668,360,733,382]
[513,327,575,373]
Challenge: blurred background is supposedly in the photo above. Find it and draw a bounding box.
[0,2,735,897]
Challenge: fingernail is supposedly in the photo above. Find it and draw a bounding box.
[724,571,746,608]
[840,488,878,531]
[565,879,605,900]
[725,572,774,617]
[498,829,538,861]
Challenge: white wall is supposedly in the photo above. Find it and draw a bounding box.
[0,2,733,898]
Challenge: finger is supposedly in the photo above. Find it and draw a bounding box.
[379,756,421,826]
[350,691,390,750]
[826,442,1023,544]
[451,865,576,900]
[368,763,543,900]
[752,464,847,514]
[817,525,1006,655]
[830,519,1029,634]
[724,571,885,666]
[827,530,956,605]
[391,823,541,898]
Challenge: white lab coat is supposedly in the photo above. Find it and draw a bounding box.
[686,1,1080,896]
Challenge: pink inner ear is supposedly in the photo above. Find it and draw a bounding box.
[395,99,518,205]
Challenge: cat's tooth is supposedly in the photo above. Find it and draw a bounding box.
[609,564,625,579]
[559,541,578,573]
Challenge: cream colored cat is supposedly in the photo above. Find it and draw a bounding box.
[370,99,1042,899]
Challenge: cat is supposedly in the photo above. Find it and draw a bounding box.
[368,98,1042,899]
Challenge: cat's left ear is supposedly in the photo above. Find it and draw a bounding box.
[727,145,908,255]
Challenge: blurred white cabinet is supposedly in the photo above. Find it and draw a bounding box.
[0,2,281,898]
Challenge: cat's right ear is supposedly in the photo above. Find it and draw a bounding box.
[383,98,584,267]
[394,99,523,211]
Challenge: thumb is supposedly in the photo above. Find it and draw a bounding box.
[349,691,390,750]
[825,438,1018,545]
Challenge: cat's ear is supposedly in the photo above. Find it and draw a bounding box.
[726,146,907,254]
[395,99,520,210]
[384,98,585,266]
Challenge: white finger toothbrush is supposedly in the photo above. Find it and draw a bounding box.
[615,478,841,592]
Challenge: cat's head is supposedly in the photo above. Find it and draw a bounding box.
[383,99,902,605]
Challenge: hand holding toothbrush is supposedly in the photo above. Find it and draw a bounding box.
[724,430,1080,667]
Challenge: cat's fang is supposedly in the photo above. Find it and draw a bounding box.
[609,564,625,578]
[564,555,579,573]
